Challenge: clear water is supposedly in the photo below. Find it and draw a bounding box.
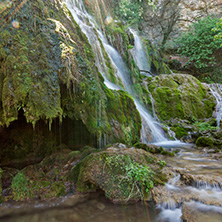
[0,195,158,222]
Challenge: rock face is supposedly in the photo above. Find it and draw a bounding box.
[143,0,222,46]
[146,74,216,121]
[0,0,142,164]
[70,147,166,203]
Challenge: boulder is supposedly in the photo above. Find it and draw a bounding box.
[69,147,167,203]
[147,74,216,122]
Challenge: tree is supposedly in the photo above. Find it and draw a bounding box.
[176,16,222,70]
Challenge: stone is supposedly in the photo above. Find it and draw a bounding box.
[146,74,216,122]
[69,147,167,203]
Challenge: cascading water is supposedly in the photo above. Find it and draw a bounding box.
[66,0,168,143]
[154,146,222,222]
[129,29,151,77]
[208,83,222,127]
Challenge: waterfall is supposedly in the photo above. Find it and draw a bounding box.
[129,29,151,77]
[208,83,222,127]
[66,0,168,143]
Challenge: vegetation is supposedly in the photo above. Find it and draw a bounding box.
[104,154,154,200]
[176,16,222,71]
[71,149,166,202]
[11,172,32,201]
[114,0,156,25]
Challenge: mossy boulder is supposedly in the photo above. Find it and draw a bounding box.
[196,136,214,147]
[70,147,167,202]
[5,150,79,201]
[147,74,216,121]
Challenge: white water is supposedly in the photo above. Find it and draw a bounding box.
[156,146,222,222]
[66,0,168,143]
[208,83,222,127]
[129,29,151,77]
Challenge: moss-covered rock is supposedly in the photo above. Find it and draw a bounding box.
[147,74,216,121]
[0,0,142,166]
[69,147,167,202]
[145,40,171,75]
[4,149,80,201]
[196,136,214,147]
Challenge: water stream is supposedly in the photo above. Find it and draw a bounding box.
[155,145,222,222]
[1,144,221,222]
[208,83,222,127]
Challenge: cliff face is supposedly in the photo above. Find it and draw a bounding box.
[142,0,222,46]
[0,0,142,163]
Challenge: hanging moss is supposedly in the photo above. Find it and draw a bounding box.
[0,0,142,148]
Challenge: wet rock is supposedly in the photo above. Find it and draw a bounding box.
[134,143,174,156]
[61,194,89,207]
[146,74,215,122]
[69,147,167,203]
[112,143,127,149]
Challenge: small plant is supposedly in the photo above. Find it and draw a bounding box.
[125,162,153,193]
[157,160,166,168]
[11,172,32,201]
[194,121,218,131]
[104,154,154,201]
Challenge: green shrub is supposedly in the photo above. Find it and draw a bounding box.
[195,121,218,131]
[176,16,222,70]
[11,172,32,201]
[105,154,154,199]
[114,0,155,25]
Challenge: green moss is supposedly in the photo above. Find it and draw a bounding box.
[70,149,166,202]
[0,0,142,148]
[144,40,171,74]
[196,136,214,147]
[146,74,216,121]
[50,181,66,197]
[170,126,189,139]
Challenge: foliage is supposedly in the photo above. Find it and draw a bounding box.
[11,172,32,201]
[194,121,218,132]
[213,18,222,41]
[176,16,222,70]
[114,0,156,25]
[104,154,154,200]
